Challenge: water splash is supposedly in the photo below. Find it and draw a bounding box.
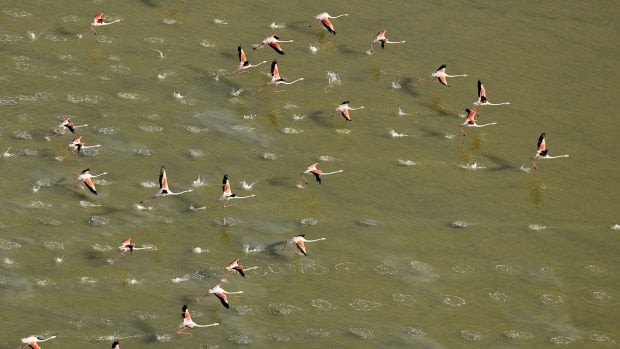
[192,247,209,254]
[308,44,319,54]
[390,158,415,168]
[459,162,486,170]
[270,22,286,29]
[388,128,408,138]
[213,18,228,25]
[326,72,342,85]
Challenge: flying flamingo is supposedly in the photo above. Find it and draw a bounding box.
[253,34,293,55]
[59,135,101,160]
[46,117,88,140]
[285,234,327,256]
[530,133,569,170]
[429,65,468,86]
[369,29,406,53]
[459,106,497,136]
[199,284,244,308]
[111,341,120,349]
[140,166,193,203]
[314,12,349,35]
[75,168,107,195]
[82,12,121,36]
[224,257,258,278]
[19,335,56,349]
[176,305,219,336]
[111,237,151,263]
[474,80,510,106]
[219,174,256,207]
[263,60,304,92]
[334,101,365,121]
[298,162,343,187]
[229,46,267,74]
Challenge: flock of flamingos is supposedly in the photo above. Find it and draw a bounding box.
[16,9,570,349]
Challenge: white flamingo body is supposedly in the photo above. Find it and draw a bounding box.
[369,29,406,53]
[315,12,348,35]
[431,64,467,86]
[141,166,193,203]
[176,305,219,336]
[76,168,107,195]
[287,234,327,255]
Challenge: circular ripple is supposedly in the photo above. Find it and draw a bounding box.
[537,291,565,307]
[451,262,477,274]
[502,327,537,344]
[228,334,252,345]
[588,331,616,344]
[349,327,374,339]
[306,328,329,338]
[350,299,381,311]
[581,288,617,306]
[311,298,336,311]
[214,217,240,226]
[583,264,608,276]
[549,335,577,345]
[0,238,21,250]
[375,263,398,275]
[493,262,523,275]
[300,264,328,275]
[299,217,318,225]
[486,290,512,306]
[334,261,363,272]
[269,303,302,316]
[440,294,467,307]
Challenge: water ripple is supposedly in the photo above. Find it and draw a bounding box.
[306,328,330,338]
[349,327,374,339]
[3,8,32,17]
[349,298,381,311]
[311,298,337,310]
[269,303,302,315]
[0,239,21,250]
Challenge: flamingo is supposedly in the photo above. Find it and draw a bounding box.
[430,64,468,86]
[19,335,56,349]
[59,135,101,160]
[176,305,219,336]
[224,258,258,278]
[264,60,304,92]
[531,133,569,170]
[474,80,510,106]
[459,107,497,136]
[253,34,293,55]
[285,234,327,256]
[111,341,120,349]
[83,12,121,36]
[201,284,244,309]
[140,166,193,203]
[369,29,406,53]
[334,101,365,121]
[219,174,256,207]
[46,117,89,140]
[111,237,151,263]
[75,168,107,195]
[314,12,348,35]
[230,46,267,74]
[298,162,343,186]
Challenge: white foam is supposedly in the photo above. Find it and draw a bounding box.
[308,44,319,54]
[270,22,286,29]
[213,18,228,24]
[388,128,408,138]
[326,71,341,85]
[459,162,486,170]
[282,127,303,134]
[192,247,209,254]
[397,159,417,166]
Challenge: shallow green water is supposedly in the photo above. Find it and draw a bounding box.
[1,1,619,348]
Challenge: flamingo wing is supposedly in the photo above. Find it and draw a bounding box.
[215,292,230,308]
[311,171,322,184]
[159,166,168,190]
[269,42,285,55]
[438,75,448,86]
[477,80,486,98]
[234,266,245,277]
[321,18,336,34]
[94,12,104,23]
[295,240,308,255]
[238,46,248,66]
[271,60,280,79]
[84,177,97,195]
[222,175,233,196]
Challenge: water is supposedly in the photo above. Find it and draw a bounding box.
[1,1,619,348]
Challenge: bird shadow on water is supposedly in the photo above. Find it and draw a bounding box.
[398,77,419,98]
[481,152,514,171]
[307,110,334,128]
[131,320,159,343]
